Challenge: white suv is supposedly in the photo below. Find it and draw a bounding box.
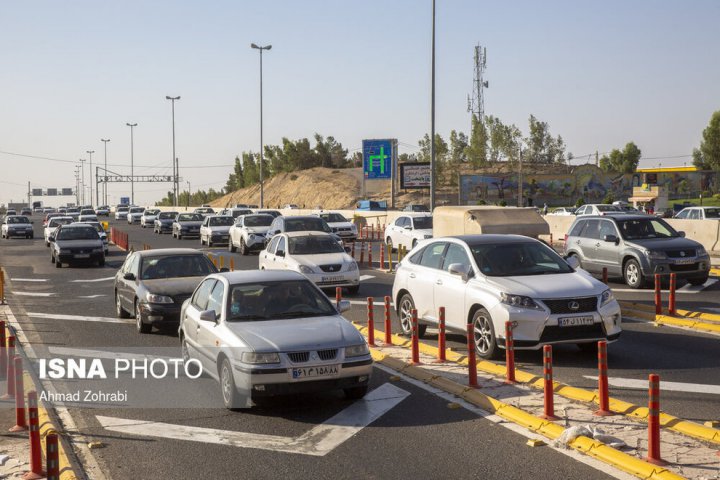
[384,213,433,251]
[391,235,621,359]
[574,204,623,217]
[315,212,357,242]
[228,214,274,255]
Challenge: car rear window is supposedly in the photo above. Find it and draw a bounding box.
[285,218,328,232]
[141,254,217,280]
[56,227,99,240]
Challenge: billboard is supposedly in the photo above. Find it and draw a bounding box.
[400,163,431,189]
[362,139,394,180]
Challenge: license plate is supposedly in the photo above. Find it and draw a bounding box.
[291,365,339,379]
[74,254,90,259]
[674,258,695,265]
[558,316,595,327]
[321,276,343,282]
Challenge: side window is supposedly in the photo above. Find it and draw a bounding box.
[675,210,688,219]
[128,254,140,276]
[419,242,447,270]
[688,210,700,220]
[598,220,618,239]
[267,236,280,253]
[276,237,287,255]
[394,217,404,227]
[121,253,136,274]
[269,218,279,232]
[568,221,585,237]
[441,243,471,271]
[192,279,216,311]
[408,247,425,264]
[206,281,225,315]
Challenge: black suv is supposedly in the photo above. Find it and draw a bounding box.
[563,214,710,288]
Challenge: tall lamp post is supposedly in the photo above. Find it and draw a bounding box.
[166,96,181,207]
[126,123,137,205]
[86,150,95,206]
[429,0,436,212]
[186,180,191,209]
[251,43,271,208]
[79,159,86,205]
[101,139,110,205]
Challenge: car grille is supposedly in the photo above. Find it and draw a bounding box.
[336,227,352,232]
[287,349,338,363]
[669,263,698,272]
[539,323,606,342]
[288,352,309,363]
[319,264,342,273]
[318,349,338,361]
[171,294,191,304]
[68,248,93,254]
[666,249,696,258]
[541,297,597,314]
[317,280,347,286]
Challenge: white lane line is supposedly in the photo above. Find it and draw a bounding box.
[10,278,48,282]
[611,279,717,294]
[582,375,720,395]
[78,295,108,299]
[26,312,132,324]
[71,276,115,283]
[97,382,409,456]
[12,291,55,297]
[359,275,375,282]
[48,347,174,362]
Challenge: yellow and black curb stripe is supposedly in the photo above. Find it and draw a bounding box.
[352,322,720,447]
[365,342,684,480]
[619,301,720,334]
[709,267,720,277]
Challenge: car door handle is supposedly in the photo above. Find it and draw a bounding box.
[595,242,601,247]
[409,273,416,278]
[436,279,443,285]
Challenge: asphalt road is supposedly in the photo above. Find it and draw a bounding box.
[0,217,624,480]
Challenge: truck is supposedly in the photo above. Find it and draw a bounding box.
[432,206,549,239]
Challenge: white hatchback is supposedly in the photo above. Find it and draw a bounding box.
[391,235,622,359]
[384,213,433,252]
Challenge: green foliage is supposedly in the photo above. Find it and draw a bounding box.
[695,111,720,170]
[524,115,567,163]
[498,199,507,207]
[575,197,585,208]
[418,133,450,184]
[465,114,488,167]
[485,115,522,162]
[602,192,614,204]
[156,188,224,207]
[599,142,642,174]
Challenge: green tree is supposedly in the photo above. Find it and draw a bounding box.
[224,156,244,193]
[418,133,449,184]
[524,115,566,163]
[697,111,720,170]
[241,152,259,185]
[599,142,642,173]
[465,114,488,167]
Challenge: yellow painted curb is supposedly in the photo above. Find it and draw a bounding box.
[368,345,684,480]
[655,315,720,333]
[710,267,720,277]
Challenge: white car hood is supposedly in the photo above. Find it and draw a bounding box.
[482,271,604,299]
[208,226,232,233]
[244,226,271,235]
[292,252,353,267]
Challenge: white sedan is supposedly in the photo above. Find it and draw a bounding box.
[178,270,372,409]
[140,209,161,228]
[384,213,433,252]
[391,234,622,359]
[44,216,73,246]
[199,215,234,247]
[259,232,360,294]
[228,214,274,255]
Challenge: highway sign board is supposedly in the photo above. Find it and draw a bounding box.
[363,139,395,180]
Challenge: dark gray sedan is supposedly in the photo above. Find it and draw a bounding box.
[172,213,203,239]
[114,248,219,333]
[154,211,179,234]
[50,223,105,268]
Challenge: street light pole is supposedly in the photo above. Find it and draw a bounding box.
[86,150,95,206]
[126,123,137,205]
[101,139,110,205]
[79,159,86,205]
[166,96,181,207]
[251,43,272,208]
[430,0,436,212]
[186,180,191,209]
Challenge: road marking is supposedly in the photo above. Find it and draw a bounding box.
[12,291,55,297]
[359,275,375,282]
[10,278,48,282]
[78,294,107,299]
[611,279,717,294]
[348,299,395,307]
[71,276,115,283]
[25,312,132,324]
[48,346,174,362]
[96,382,409,456]
[582,376,720,395]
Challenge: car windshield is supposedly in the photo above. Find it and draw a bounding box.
[704,208,720,218]
[257,210,281,218]
[320,213,347,223]
[83,223,105,233]
[56,227,99,241]
[209,216,234,226]
[49,218,73,227]
[230,209,252,218]
[289,236,344,255]
[117,207,129,212]
[243,215,273,227]
[7,216,29,224]
[129,208,144,213]
[227,280,336,321]
[144,210,159,216]
[470,242,573,277]
[285,218,330,232]
[158,212,178,219]
[140,254,216,280]
[413,217,433,229]
[597,205,621,212]
[617,218,679,240]
[178,213,202,222]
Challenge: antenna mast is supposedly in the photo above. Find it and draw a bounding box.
[467,44,488,124]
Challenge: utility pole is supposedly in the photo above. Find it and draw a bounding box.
[467,44,489,131]
[251,43,272,208]
[166,96,180,206]
[126,123,137,205]
[430,0,436,212]
[79,159,86,205]
[74,167,80,205]
[101,139,110,205]
[86,150,95,206]
[186,180,191,209]
[518,147,523,207]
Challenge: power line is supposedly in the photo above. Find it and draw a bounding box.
[0,149,233,169]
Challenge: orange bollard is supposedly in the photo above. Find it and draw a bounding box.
[368,242,373,268]
[46,433,60,480]
[379,242,385,270]
[230,258,235,271]
[645,374,665,465]
[602,267,608,284]
[10,356,27,432]
[505,322,516,383]
[219,256,225,269]
[654,274,661,315]
[410,309,420,364]
[370,224,374,241]
[542,345,557,420]
[435,307,446,362]
[25,391,44,479]
[668,273,676,316]
[0,270,5,304]
[466,322,479,387]
[594,340,613,416]
[1,336,15,400]
[383,296,392,345]
[385,243,392,271]
[359,242,365,265]
[0,320,6,381]
[366,298,375,346]
[550,233,553,245]
[336,287,342,308]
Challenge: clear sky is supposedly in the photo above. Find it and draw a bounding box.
[1,0,718,207]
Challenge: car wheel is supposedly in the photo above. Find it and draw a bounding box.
[135,300,152,334]
[397,293,427,338]
[623,259,645,289]
[220,357,241,410]
[181,337,201,377]
[115,291,130,318]
[473,307,499,360]
[240,238,248,256]
[228,239,236,253]
[386,237,394,253]
[344,385,369,400]
[687,275,709,286]
[55,256,62,268]
[177,232,183,240]
[207,237,213,248]
[98,257,105,267]
[347,285,360,295]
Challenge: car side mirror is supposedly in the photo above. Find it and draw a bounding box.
[603,234,619,244]
[448,263,471,281]
[565,256,580,269]
[199,310,217,323]
[678,231,685,237]
[48,236,55,242]
[337,299,351,313]
[404,225,412,230]
[219,267,229,273]
[123,272,136,281]
[276,250,285,257]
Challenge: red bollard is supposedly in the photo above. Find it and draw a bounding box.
[505,322,516,383]
[668,273,676,316]
[602,267,608,285]
[435,307,446,362]
[383,296,392,345]
[0,320,6,381]
[654,274,662,315]
[351,241,356,258]
[466,322,479,387]
[366,298,375,346]
[335,287,342,308]
[594,340,613,416]
[1,336,15,400]
[410,309,420,364]
[25,391,45,479]
[645,374,665,465]
[46,433,60,480]
[550,233,553,245]
[359,242,365,265]
[379,242,385,270]
[368,242,373,268]
[10,356,27,432]
[370,224,375,241]
[542,345,557,420]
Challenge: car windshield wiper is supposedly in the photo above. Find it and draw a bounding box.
[270,311,327,319]
[228,314,268,321]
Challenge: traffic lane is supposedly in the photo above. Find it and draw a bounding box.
[75,369,613,480]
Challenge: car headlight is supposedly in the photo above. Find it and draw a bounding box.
[500,293,543,310]
[345,344,370,357]
[92,248,104,253]
[241,352,280,364]
[146,293,174,304]
[600,289,614,307]
[697,246,707,256]
[298,265,315,274]
[643,250,666,260]
[347,261,358,272]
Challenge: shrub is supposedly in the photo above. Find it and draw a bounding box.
[602,193,614,204]
[498,200,507,207]
[575,197,585,208]
[289,174,298,181]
